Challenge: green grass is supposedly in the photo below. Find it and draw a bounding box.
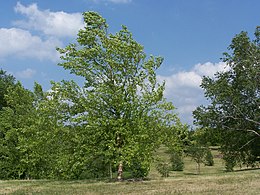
[1,147,259,194]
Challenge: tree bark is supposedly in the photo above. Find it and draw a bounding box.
[109,162,113,179]
[197,163,201,175]
[117,162,123,181]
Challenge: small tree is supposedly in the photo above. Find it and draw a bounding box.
[170,151,184,171]
[204,149,214,166]
[156,160,171,177]
[186,144,208,174]
[224,156,236,172]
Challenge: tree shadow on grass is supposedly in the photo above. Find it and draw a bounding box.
[183,172,199,176]
[234,167,260,172]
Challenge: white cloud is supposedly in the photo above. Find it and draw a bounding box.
[0,28,61,61]
[14,2,84,38]
[0,2,84,61]
[16,68,36,79]
[193,62,229,77]
[159,62,229,125]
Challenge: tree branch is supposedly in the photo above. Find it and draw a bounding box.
[222,125,260,137]
[239,137,258,149]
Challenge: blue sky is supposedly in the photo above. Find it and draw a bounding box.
[1,0,260,125]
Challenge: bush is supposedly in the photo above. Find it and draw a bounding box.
[224,155,236,172]
[77,155,110,179]
[204,149,214,166]
[156,162,171,177]
[170,152,184,171]
[129,160,150,179]
[185,144,208,174]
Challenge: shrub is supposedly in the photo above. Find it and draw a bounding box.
[186,144,208,174]
[204,149,214,166]
[170,152,184,171]
[223,154,236,172]
[156,162,171,177]
[129,160,150,179]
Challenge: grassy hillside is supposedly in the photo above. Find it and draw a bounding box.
[1,147,259,194]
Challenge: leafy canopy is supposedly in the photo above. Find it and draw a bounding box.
[193,27,260,169]
[56,11,185,178]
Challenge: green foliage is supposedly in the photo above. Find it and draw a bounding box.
[128,159,150,178]
[186,144,209,174]
[223,153,237,172]
[0,77,71,179]
[77,154,111,179]
[156,161,171,177]
[55,11,184,179]
[170,151,184,171]
[204,149,214,166]
[192,128,221,146]
[0,81,40,179]
[193,27,260,168]
[0,12,185,180]
[0,69,16,110]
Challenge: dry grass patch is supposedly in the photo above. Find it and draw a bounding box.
[0,170,259,194]
[1,148,259,194]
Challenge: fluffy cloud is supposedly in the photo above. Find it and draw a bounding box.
[16,68,36,79]
[0,2,85,61]
[193,62,230,77]
[158,62,228,125]
[0,28,61,61]
[14,2,84,38]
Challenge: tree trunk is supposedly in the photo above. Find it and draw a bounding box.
[116,133,123,181]
[109,162,113,179]
[197,162,201,175]
[117,162,123,181]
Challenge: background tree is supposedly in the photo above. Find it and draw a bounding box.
[56,11,184,179]
[0,69,16,110]
[0,81,40,179]
[156,161,171,177]
[186,143,209,174]
[170,151,184,171]
[0,76,66,179]
[193,27,260,171]
[204,148,214,166]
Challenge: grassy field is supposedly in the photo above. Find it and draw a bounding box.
[1,148,259,194]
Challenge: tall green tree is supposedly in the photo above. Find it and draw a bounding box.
[56,11,184,179]
[0,69,16,110]
[193,27,260,170]
[0,79,61,179]
[0,72,90,179]
[0,81,37,179]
